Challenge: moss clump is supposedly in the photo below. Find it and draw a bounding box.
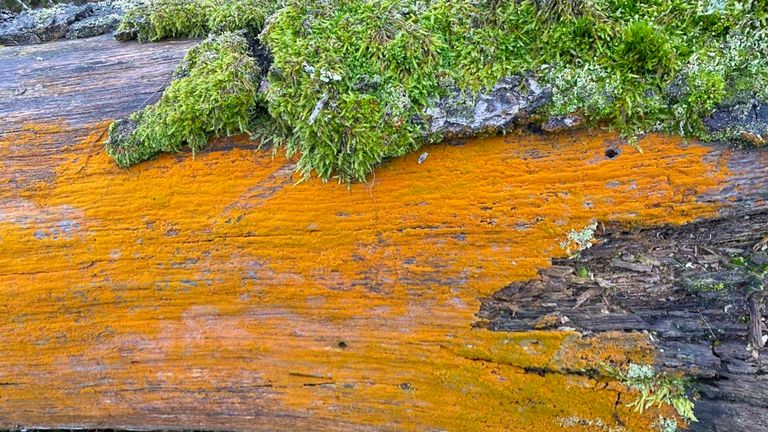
[207,0,278,33]
[539,0,768,139]
[110,0,768,181]
[117,0,281,42]
[261,0,447,180]
[106,31,259,167]
[614,20,676,76]
[118,0,210,42]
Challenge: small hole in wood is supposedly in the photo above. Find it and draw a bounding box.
[605,148,620,159]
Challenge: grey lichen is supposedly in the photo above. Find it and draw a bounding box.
[560,221,598,256]
[608,363,698,425]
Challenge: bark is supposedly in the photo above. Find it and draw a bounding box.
[0,35,197,131]
[477,209,768,431]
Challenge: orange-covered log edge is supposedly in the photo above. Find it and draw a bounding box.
[0,36,759,431]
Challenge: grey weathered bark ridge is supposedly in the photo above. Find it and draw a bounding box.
[0,1,125,45]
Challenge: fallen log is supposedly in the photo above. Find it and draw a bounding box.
[1,34,767,432]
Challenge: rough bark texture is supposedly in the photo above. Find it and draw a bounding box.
[705,99,768,145]
[424,75,552,139]
[477,209,768,431]
[0,35,198,130]
[0,1,128,45]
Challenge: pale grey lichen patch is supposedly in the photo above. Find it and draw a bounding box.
[654,416,679,432]
[425,75,552,140]
[0,3,93,45]
[560,221,598,256]
[66,11,121,39]
[0,0,140,45]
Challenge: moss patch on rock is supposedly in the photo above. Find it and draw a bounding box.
[109,0,768,181]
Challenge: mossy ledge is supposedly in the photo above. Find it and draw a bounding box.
[106,0,768,181]
[107,30,260,167]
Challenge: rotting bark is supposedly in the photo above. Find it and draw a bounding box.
[477,210,768,431]
[705,99,768,145]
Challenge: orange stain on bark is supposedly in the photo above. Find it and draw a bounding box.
[0,123,725,430]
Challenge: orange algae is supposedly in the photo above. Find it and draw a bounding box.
[0,123,725,430]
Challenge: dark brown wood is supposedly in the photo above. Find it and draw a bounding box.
[477,209,768,431]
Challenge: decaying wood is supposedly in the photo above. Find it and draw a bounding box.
[1,34,768,432]
[477,210,768,431]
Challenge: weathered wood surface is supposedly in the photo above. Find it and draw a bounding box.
[478,211,768,431]
[0,36,197,127]
[0,35,767,431]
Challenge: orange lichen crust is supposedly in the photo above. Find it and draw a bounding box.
[0,124,726,431]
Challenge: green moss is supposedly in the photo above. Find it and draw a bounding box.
[575,266,592,278]
[615,20,677,76]
[729,255,768,279]
[117,0,281,42]
[106,32,259,167]
[673,70,727,135]
[261,0,446,181]
[684,277,726,293]
[110,0,768,181]
[118,0,212,42]
[207,0,280,33]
